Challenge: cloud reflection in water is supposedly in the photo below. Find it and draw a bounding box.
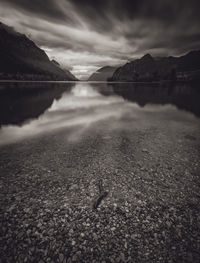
[0,83,135,145]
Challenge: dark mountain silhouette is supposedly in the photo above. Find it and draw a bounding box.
[0,22,77,81]
[88,66,117,81]
[51,59,60,66]
[51,59,78,81]
[110,51,200,82]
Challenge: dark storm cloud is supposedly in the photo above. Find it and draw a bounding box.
[1,0,200,79]
[2,0,200,51]
[1,0,66,20]
[68,0,200,57]
[69,0,200,32]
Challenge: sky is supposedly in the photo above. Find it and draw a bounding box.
[0,0,200,79]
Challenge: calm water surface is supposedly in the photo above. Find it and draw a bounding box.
[0,81,200,145]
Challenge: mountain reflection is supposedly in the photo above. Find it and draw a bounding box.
[0,82,129,145]
[110,82,200,118]
[0,82,74,126]
[0,81,199,145]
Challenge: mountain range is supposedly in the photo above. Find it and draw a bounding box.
[88,66,117,81]
[109,51,200,82]
[1,21,200,83]
[0,22,77,81]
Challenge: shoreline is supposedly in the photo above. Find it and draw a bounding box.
[1,110,200,262]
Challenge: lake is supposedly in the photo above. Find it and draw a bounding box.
[0,81,200,145]
[0,81,200,262]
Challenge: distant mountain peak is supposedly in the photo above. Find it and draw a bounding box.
[97,66,114,72]
[141,53,154,61]
[88,66,117,81]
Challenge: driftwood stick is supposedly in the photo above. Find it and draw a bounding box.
[93,191,108,209]
[93,179,108,209]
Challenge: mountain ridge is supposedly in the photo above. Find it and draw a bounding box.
[0,22,77,81]
[88,66,117,81]
[110,50,200,82]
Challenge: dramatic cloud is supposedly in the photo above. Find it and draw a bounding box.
[0,0,200,79]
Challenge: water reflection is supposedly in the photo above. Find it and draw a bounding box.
[110,82,200,117]
[0,82,73,126]
[0,82,132,145]
[0,81,199,145]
